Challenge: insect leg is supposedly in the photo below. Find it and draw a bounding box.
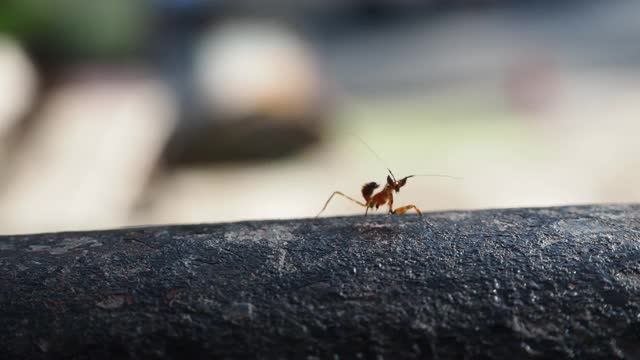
[391,205,423,216]
[316,191,367,218]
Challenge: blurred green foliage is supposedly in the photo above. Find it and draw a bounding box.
[0,0,147,59]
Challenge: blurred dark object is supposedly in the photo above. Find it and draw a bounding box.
[164,114,324,163]
[152,5,330,165]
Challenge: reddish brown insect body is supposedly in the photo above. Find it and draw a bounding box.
[316,172,423,217]
[316,136,460,218]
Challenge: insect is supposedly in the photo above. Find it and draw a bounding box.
[316,137,459,218]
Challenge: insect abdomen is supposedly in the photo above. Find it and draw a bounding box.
[361,182,379,202]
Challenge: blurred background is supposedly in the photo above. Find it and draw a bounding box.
[0,0,639,235]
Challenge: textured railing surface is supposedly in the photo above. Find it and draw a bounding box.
[1,205,640,359]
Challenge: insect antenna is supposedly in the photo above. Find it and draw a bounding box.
[352,134,397,181]
[352,134,461,181]
[408,174,463,180]
[387,169,397,182]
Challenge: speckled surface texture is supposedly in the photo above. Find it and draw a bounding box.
[1,205,640,359]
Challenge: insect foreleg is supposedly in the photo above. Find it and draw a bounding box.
[391,204,423,216]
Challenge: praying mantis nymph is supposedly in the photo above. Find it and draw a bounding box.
[316,136,460,218]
